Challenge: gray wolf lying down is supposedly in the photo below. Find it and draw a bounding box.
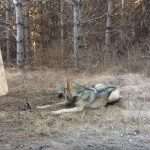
[37,82,122,114]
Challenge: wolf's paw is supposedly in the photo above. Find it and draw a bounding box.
[51,111,60,115]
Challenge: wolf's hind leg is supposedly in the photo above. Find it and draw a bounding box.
[108,89,121,102]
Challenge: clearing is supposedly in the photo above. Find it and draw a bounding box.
[0,68,150,150]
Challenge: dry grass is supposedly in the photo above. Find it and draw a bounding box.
[0,67,150,150]
[1,67,150,136]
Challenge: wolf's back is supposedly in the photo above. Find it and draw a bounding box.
[95,84,116,97]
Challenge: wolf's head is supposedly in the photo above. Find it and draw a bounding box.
[57,79,82,101]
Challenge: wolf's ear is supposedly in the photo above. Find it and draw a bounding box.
[65,78,72,98]
[66,78,71,91]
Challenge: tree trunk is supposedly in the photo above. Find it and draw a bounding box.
[121,0,125,42]
[24,0,31,65]
[73,0,81,68]
[104,0,113,67]
[13,0,24,66]
[5,0,11,64]
[105,0,113,48]
[60,0,64,67]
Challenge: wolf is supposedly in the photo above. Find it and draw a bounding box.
[37,80,122,114]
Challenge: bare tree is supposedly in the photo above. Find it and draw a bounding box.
[121,0,125,42]
[60,0,64,66]
[23,0,31,64]
[13,0,24,66]
[73,0,81,68]
[105,0,113,49]
[5,0,11,64]
[104,0,113,67]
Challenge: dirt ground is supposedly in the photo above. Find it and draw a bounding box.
[0,67,150,150]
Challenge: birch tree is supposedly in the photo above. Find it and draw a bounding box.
[13,0,24,66]
[73,0,81,68]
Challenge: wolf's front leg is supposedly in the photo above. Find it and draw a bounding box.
[37,101,67,109]
[51,106,84,114]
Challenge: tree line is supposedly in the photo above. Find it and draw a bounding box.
[0,0,149,70]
